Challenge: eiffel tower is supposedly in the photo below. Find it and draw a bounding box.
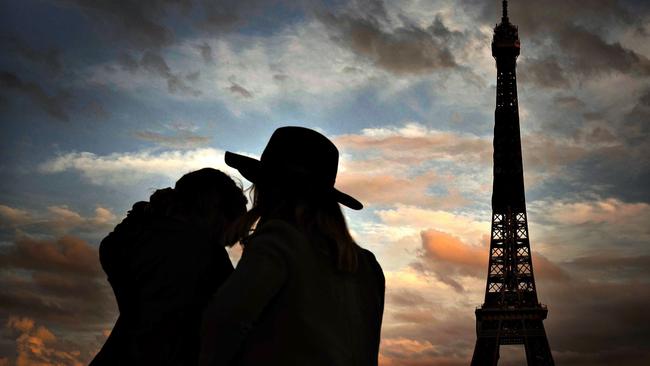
[470,2,554,365]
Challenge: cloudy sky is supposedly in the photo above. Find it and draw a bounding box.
[1,0,649,365]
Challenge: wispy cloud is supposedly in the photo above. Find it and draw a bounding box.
[0,204,116,236]
[38,148,232,186]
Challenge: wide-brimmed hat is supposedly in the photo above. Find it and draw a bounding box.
[224,126,363,210]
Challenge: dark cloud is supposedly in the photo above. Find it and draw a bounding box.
[167,76,201,96]
[54,0,181,49]
[429,14,465,44]
[320,1,459,74]
[564,254,650,281]
[582,126,618,144]
[117,52,139,73]
[186,71,201,82]
[1,35,63,74]
[228,81,253,98]
[54,0,291,50]
[554,95,586,110]
[386,288,427,307]
[519,56,569,88]
[622,88,650,144]
[198,0,253,33]
[463,0,650,87]
[460,0,650,207]
[345,0,389,23]
[113,51,202,96]
[0,236,101,276]
[141,50,172,76]
[0,235,116,364]
[543,279,650,364]
[538,140,649,202]
[273,74,289,81]
[141,51,202,95]
[197,42,213,64]
[83,100,111,120]
[462,0,632,36]
[198,0,300,35]
[132,119,210,148]
[557,24,650,77]
[521,90,650,204]
[0,71,70,121]
[554,88,650,203]
[133,130,210,149]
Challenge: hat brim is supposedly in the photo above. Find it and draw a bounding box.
[333,189,363,210]
[224,151,363,210]
[225,151,261,184]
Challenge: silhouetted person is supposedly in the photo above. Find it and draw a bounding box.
[200,127,385,366]
[91,168,247,366]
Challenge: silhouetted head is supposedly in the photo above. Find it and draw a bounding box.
[225,127,361,272]
[150,168,247,246]
[224,126,362,210]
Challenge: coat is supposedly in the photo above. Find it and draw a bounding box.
[200,219,385,366]
[91,202,234,366]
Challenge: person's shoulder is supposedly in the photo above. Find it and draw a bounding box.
[359,247,385,281]
[101,202,147,244]
[359,247,380,265]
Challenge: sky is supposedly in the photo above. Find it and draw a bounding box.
[0,0,649,365]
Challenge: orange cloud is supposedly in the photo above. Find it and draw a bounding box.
[337,171,467,208]
[413,230,486,291]
[381,337,435,358]
[0,234,115,364]
[379,335,468,366]
[532,253,571,282]
[6,316,84,366]
[421,230,486,268]
[0,236,101,276]
[6,317,35,333]
[414,229,568,292]
[0,205,31,226]
[335,124,491,166]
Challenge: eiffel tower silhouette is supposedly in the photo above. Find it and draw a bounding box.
[470,2,555,365]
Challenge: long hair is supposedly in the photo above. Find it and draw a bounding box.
[233,179,359,272]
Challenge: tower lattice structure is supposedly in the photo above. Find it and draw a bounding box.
[470,2,554,365]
